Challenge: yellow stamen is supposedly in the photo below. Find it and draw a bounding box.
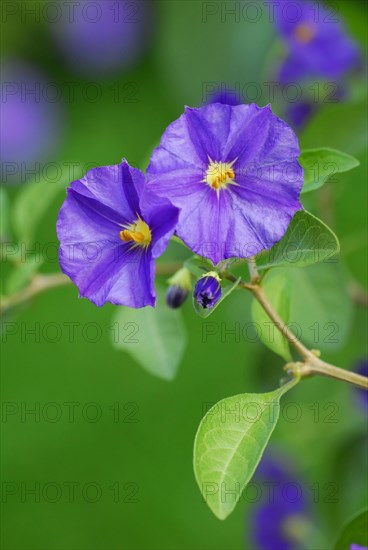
[203,158,237,192]
[120,217,151,249]
[294,23,315,44]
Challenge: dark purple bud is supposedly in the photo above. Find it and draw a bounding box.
[166,286,189,309]
[166,267,191,309]
[194,273,222,310]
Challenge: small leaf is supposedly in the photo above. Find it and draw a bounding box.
[300,148,359,193]
[0,188,10,242]
[256,210,340,271]
[5,255,43,295]
[184,255,214,278]
[112,287,187,381]
[334,509,368,550]
[193,378,299,520]
[193,276,241,319]
[12,175,68,246]
[252,272,291,361]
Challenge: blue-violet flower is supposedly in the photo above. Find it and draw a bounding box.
[147,103,303,264]
[57,160,179,307]
[274,0,359,82]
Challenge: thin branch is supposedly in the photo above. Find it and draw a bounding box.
[247,257,260,284]
[221,270,368,390]
[286,361,368,388]
[348,279,368,308]
[0,262,183,315]
[0,273,70,314]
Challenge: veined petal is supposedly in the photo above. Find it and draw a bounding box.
[235,159,303,206]
[140,190,179,259]
[69,160,144,222]
[184,104,233,163]
[223,104,272,165]
[175,187,264,264]
[59,242,154,308]
[147,168,203,200]
[57,188,121,245]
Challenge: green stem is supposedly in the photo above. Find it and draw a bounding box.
[221,267,368,390]
[0,273,70,314]
[0,262,183,315]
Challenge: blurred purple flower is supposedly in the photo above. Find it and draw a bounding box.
[0,60,61,185]
[248,454,310,550]
[274,0,360,82]
[57,160,178,307]
[354,359,368,410]
[285,100,318,131]
[350,544,368,550]
[50,0,154,77]
[147,103,303,265]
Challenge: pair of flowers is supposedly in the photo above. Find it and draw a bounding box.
[57,103,304,308]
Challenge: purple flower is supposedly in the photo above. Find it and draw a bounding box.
[285,100,318,130]
[274,0,359,82]
[1,60,61,185]
[147,103,303,264]
[248,454,310,550]
[57,160,178,307]
[350,545,368,550]
[354,359,368,410]
[49,0,154,77]
[194,273,222,309]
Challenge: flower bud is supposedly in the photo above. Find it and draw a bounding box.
[194,272,222,310]
[166,267,191,309]
[166,286,189,309]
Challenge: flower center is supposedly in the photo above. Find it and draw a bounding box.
[120,216,152,249]
[293,23,315,44]
[204,158,236,191]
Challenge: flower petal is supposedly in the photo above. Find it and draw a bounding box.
[59,242,155,308]
[57,187,121,245]
[69,159,144,222]
[140,190,179,259]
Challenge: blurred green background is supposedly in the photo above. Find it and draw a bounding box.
[1,1,367,549]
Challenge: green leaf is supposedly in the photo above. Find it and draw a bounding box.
[256,210,340,271]
[193,276,241,319]
[259,263,352,354]
[12,176,68,246]
[112,287,187,381]
[5,255,43,295]
[193,378,299,520]
[184,255,214,278]
[334,509,368,550]
[0,187,10,242]
[300,148,359,193]
[252,272,291,361]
